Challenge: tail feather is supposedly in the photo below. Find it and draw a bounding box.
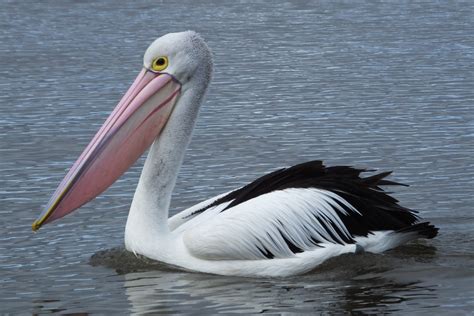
[355,222,438,253]
[395,222,439,239]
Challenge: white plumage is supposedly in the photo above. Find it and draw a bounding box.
[181,188,358,260]
[35,31,438,277]
[121,31,438,277]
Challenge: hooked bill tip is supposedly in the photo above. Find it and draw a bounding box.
[32,219,42,232]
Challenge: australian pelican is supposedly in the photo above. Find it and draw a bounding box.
[33,31,438,277]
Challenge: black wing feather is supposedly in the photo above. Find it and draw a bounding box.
[189,160,437,241]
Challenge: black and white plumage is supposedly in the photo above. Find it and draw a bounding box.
[169,161,437,266]
[34,31,438,277]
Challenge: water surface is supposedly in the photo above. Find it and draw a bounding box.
[1,0,473,314]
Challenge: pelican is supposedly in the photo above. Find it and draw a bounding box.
[32,31,438,277]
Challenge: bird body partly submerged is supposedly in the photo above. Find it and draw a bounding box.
[126,160,437,277]
[33,31,437,277]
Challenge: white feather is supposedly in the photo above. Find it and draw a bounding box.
[121,31,435,277]
[182,188,358,260]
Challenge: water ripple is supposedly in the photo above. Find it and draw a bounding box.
[0,0,473,314]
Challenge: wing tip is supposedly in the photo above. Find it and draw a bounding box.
[396,222,439,239]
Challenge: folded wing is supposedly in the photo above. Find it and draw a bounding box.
[177,161,437,260]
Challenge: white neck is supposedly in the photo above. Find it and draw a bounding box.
[124,77,209,255]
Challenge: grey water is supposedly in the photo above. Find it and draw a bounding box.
[1,0,473,314]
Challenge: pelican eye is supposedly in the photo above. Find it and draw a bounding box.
[151,56,169,71]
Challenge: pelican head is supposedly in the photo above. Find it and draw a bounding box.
[144,31,213,86]
[33,31,212,230]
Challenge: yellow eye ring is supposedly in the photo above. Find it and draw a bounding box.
[151,56,169,71]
